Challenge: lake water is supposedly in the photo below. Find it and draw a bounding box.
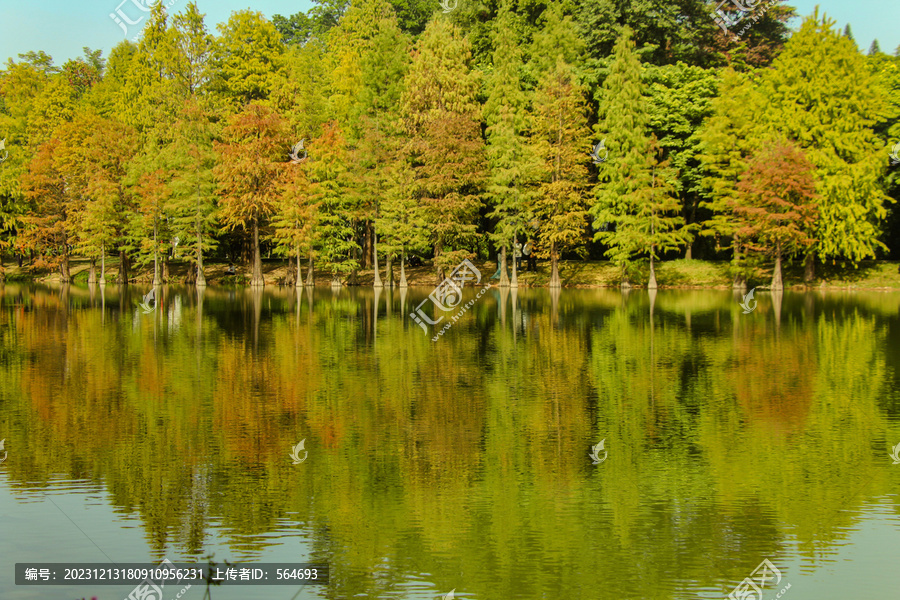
[0,283,898,600]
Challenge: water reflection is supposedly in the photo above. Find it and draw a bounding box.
[0,284,898,599]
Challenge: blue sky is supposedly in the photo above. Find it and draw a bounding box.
[0,0,897,66]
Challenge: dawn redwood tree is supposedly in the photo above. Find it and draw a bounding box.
[644,63,718,259]
[400,18,485,279]
[640,140,694,289]
[592,27,690,287]
[167,99,219,286]
[131,169,171,285]
[215,103,291,287]
[211,10,286,107]
[19,138,72,282]
[750,11,891,277]
[272,159,317,287]
[377,159,428,288]
[733,140,818,290]
[353,0,410,284]
[528,3,592,289]
[485,0,538,288]
[0,57,53,264]
[168,2,214,98]
[323,0,407,285]
[72,113,138,285]
[868,45,900,257]
[697,68,768,287]
[308,121,358,286]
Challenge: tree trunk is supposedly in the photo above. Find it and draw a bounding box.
[434,242,444,282]
[162,255,169,283]
[305,254,314,287]
[648,252,658,289]
[732,236,745,289]
[195,183,206,287]
[331,274,342,288]
[362,221,373,269]
[771,241,784,291]
[385,253,394,288]
[87,259,97,284]
[59,252,70,283]
[348,242,360,286]
[251,217,264,287]
[803,253,814,284]
[620,262,632,289]
[295,251,303,288]
[118,249,129,284]
[152,221,161,286]
[99,247,106,286]
[284,256,296,287]
[196,239,206,287]
[549,241,561,288]
[499,246,509,288]
[511,244,519,289]
[399,249,408,288]
[373,231,383,288]
[684,197,698,259]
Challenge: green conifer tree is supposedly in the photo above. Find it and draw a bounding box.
[758,12,891,273]
[400,18,485,279]
[484,0,538,288]
[308,121,358,285]
[591,27,689,287]
[528,3,592,289]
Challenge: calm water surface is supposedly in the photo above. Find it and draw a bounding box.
[0,284,898,600]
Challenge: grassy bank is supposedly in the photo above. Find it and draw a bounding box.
[3,257,900,289]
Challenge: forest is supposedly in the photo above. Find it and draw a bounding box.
[0,0,897,289]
